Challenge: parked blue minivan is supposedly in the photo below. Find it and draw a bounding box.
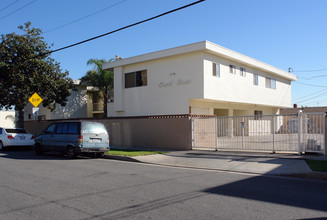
[35,121,110,158]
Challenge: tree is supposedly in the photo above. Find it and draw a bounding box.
[80,58,114,117]
[0,22,74,128]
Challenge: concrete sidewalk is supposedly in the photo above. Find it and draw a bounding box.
[120,150,327,180]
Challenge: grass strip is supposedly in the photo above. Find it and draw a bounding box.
[106,148,167,157]
[306,159,327,172]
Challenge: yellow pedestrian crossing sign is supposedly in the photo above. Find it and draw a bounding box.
[29,93,43,107]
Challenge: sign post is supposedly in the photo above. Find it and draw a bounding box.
[29,93,43,136]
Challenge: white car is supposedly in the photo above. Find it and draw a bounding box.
[0,128,35,150]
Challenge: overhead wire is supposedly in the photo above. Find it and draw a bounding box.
[0,0,21,13]
[293,88,327,103]
[292,68,327,73]
[294,81,327,88]
[40,0,206,56]
[294,90,327,104]
[0,0,37,21]
[298,75,327,80]
[44,0,128,34]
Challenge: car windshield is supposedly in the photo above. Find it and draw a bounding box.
[82,123,107,134]
[5,129,27,134]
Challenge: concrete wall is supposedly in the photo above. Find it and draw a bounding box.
[24,116,192,151]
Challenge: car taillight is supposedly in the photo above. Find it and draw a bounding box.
[31,136,35,140]
[108,137,110,144]
[8,135,14,139]
[78,136,83,143]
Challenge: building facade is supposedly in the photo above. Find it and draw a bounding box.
[103,41,297,117]
[0,111,15,128]
[24,81,105,121]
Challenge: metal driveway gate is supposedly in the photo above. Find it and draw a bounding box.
[191,112,325,155]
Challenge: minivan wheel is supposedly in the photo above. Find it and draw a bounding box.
[66,146,76,159]
[35,143,43,155]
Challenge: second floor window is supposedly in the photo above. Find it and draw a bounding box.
[253,74,258,85]
[212,63,220,77]
[229,65,236,74]
[125,70,148,88]
[265,77,276,89]
[240,67,246,77]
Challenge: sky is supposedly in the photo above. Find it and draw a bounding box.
[1,0,327,107]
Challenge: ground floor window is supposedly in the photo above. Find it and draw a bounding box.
[254,110,263,120]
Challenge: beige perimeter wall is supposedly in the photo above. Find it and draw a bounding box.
[24,116,192,151]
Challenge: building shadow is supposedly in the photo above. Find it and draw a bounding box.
[203,175,327,212]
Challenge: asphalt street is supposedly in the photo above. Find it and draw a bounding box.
[0,150,327,220]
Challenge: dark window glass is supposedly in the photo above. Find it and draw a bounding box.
[68,123,79,134]
[5,129,27,133]
[125,72,136,88]
[62,123,69,134]
[125,70,147,88]
[46,124,56,134]
[56,123,63,134]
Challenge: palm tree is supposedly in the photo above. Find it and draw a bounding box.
[80,58,114,117]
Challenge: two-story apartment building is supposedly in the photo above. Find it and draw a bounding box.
[24,80,106,121]
[103,41,297,117]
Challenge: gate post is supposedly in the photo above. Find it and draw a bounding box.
[215,117,218,151]
[272,115,275,153]
[298,110,303,155]
[191,117,195,150]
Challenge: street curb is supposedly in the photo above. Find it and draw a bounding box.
[104,154,141,163]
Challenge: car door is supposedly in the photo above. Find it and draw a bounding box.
[41,123,56,151]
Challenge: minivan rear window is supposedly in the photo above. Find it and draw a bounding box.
[82,123,107,134]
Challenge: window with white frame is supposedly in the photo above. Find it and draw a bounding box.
[253,74,258,85]
[212,63,220,77]
[265,77,276,89]
[229,65,236,74]
[240,67,246,77]
[125,70,148,88]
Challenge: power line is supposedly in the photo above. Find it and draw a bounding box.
[44,0,128,34]
[0,0,37,21]
[292,68,327,73]
[0,0,21,13]
[299,75,327,80]
[294,81,327,88]
[295,90,327,104]
[42,0,205,56]
[293,88,327,102]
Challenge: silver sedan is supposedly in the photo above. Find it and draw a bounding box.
[0,128,35,150]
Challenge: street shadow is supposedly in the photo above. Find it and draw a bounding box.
[203,175,327,212]
[0,149,96,161]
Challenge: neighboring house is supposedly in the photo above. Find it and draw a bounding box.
[0,110,15,128]
[280,106,327,115]
[24,80,105,121]
[103,41,297,117]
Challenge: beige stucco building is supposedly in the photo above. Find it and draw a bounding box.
[103,41,297,117]
[0,111,15,128]
[24,81,105,121]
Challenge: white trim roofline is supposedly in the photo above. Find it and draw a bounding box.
[102,41,297,81]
